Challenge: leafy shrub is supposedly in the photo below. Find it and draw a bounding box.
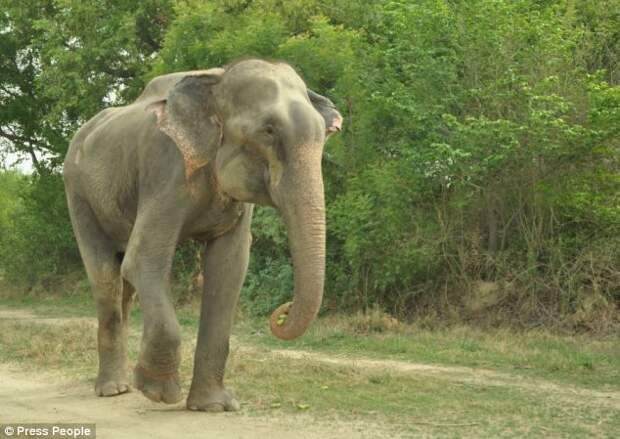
[0,171,79,286]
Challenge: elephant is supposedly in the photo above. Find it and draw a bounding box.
[62,58,342,411]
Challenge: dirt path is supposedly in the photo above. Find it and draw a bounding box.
[0,364,375,439]
[0,308,383,439]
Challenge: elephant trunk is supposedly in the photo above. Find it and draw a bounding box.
[269,151,326,340]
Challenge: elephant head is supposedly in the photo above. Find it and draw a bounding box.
[148,59,342,340]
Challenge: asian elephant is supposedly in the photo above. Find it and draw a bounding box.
[62,58,342,411]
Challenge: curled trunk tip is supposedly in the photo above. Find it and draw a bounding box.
[269,300,321,340]
[269,302,296,340]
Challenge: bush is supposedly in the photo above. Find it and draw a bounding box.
[0,171,80,286]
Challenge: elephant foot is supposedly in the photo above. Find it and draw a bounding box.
[95,378,130,397]
[95,366,131,397]
[187,387,240,412]
[134,364,182,404]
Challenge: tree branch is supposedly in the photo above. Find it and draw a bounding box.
[0,126,44,173]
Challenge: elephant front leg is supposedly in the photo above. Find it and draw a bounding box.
[121,214,185,404]
[187,205,253,412]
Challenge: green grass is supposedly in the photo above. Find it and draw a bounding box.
[0,293,95,317]
[236,312,620,391]
[227,351,618,438]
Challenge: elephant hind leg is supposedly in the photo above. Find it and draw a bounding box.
[66,194,132,397]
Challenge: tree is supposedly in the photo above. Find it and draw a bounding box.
[0,0,174,169]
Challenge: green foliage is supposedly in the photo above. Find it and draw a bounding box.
[151,2,287,75]
[0,171,23,228]
[0,171,78,285]
[242,207,293,315]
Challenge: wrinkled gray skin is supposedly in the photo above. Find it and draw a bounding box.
[63,59,342,411]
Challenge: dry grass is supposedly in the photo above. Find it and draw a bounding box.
[343,305,404,334]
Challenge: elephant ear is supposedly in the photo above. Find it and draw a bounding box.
[147,69,224,178]
[307,89,343,138]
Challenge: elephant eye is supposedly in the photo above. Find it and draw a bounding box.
[263,124,275,136]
